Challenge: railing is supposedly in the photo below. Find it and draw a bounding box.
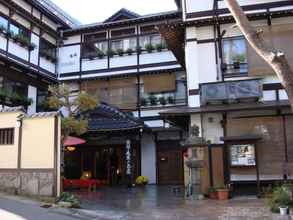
[201,79,262,105]
[221,63,248,77]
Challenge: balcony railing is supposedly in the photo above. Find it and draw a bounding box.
[201,79,262,105]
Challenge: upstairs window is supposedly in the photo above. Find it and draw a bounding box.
[140,25,158,34]
[0,128,14,145]
[222,37,248,76]
[82,32,107,59]
[9,23,30,39]
[40,38,57,63]
[139,34,166,50]
[111,28,135,38]
[0,16,8,32]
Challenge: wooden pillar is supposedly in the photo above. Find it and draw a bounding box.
[254,144,261,197]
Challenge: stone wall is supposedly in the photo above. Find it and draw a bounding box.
[0,170,55,197]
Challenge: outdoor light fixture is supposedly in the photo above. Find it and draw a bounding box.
[66,146,76,152]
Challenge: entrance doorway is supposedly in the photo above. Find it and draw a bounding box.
[157,141,184,185]
[64,144,140,186]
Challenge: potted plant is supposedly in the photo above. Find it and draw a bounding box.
[135,176,148,186]
[126,48,134,56]
[266,186,292,215]
[28,42,37,51]
[107,49,116,58]
[155,43,166,52]
[116,48,124,57]
[208,187,218,200]
[216,185,230,200]
[96,50,105,59]
[0,25,6,33]
[167,96,175,105]
[159,96,167,105]
[140,97,148,106]
[145,43,154,53]
[148,95,158,106]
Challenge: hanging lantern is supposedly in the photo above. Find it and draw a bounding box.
[66,146,76,152]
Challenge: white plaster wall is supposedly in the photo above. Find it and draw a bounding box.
[198,43,218,84]
[30,33,39,66]
[27,86,37,115]
[140,51,176,65]
[185,0,214,13]
[63,35,81,45]
[40,57,55,73]
[202,113,223,144]
[13,0,31,13]
[0,35,7,51]
[110,55,137,68]
[58,45,80,73]
[190,114,202,137]
[263,90,276,101]
[8,40,29,61]
[82,59,108,71]
[279,89,288,100]
[185,41,200,107]
[141,133,156,184]
[0,3,9,16]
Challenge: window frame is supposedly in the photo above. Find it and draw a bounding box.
[0,128,15,145]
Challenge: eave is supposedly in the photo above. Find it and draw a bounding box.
[64,11,181,36]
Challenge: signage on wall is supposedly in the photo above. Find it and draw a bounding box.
[126,140,132,176]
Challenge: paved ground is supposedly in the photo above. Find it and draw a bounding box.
[0,186,291,220]
[72,186,291,220]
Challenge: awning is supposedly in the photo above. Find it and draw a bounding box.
[160,100,290,117]
[63,136,86,146]
[220,135,262,142]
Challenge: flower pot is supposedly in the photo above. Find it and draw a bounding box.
[279,207,288,216]
[217,189,229,200]
[209,192,218,200]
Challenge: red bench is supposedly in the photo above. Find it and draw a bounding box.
[63,179,104,192]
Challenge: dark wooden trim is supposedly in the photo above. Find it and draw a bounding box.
[185,1,293,20]
[185,38,197,43]
[60,61,180,77]
[188,89,199,96]
[263,83,283,91]
[198,39,215,44]
[53,115,59,196]
[17,117,23,169]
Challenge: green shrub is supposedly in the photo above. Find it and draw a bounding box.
[148,95,158,106]
[266,186,292,213]
[145,44,154,53]
[116,48,124,56]
[56,192,81,208]
[159,96,167,105]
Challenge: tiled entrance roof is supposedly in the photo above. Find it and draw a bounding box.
[86,103,145,132]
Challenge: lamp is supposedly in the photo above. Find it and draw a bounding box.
[66,146,76,152]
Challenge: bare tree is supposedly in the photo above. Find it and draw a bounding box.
[225,0,293,110]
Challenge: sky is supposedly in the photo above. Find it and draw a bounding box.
[50,0,177,24]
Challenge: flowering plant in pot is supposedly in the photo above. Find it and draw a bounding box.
[135,176,148,186]
[208,187,218,200]
[216,185,230,200]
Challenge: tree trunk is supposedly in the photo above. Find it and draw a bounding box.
[224,0,293,111]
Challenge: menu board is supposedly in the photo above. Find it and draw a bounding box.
[230,144,256,166]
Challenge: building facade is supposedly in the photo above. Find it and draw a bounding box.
[161,0,293,195]
[0,0,292,194]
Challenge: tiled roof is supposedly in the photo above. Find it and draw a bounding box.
[86,103,145,132]
[26,111,59,118]
[0,106,24,113]
[32,0,81,28]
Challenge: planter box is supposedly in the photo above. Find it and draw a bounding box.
[217,189,229,200]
